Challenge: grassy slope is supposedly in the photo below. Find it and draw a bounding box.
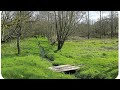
[1,37,118,79]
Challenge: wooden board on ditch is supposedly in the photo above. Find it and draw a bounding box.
[48,65,80,72]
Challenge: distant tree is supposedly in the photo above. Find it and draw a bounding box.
[113,12,118,37]
[87,11,90,39]
[99,11,102,39]
[110,11,114,38]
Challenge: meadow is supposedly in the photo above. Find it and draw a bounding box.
[1,37,118,79]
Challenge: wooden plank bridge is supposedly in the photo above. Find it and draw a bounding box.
[48,65,80,73]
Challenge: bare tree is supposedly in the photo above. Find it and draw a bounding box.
[1,11,33,55]
[87,11,90,39]
[54,11,85,52]
[1,11,14,42]
[110,11,114,38]
[99,11,102,39]
[15,11,33,55]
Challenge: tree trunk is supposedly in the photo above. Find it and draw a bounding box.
[57,41,62,51]
[87,11,90,39]
[58,41,64,50]
[103,28,106,37]
[16,11,22,55]
[17,36,20,55]
[54,40,64,52]
[1,30,4,41]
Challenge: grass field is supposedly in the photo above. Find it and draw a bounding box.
[1,37,118,79]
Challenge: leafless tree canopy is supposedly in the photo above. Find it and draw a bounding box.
[1,11,118,54]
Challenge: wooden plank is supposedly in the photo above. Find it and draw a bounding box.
[48,65,80,72]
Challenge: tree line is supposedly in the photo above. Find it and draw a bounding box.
[1,11,118,54]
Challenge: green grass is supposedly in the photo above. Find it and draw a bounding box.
[1,37,118,79]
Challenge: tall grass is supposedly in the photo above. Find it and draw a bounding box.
[1,37,118,79]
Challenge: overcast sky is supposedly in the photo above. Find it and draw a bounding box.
[89,11,110,21]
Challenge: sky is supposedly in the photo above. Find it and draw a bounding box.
[89,11,110,21]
